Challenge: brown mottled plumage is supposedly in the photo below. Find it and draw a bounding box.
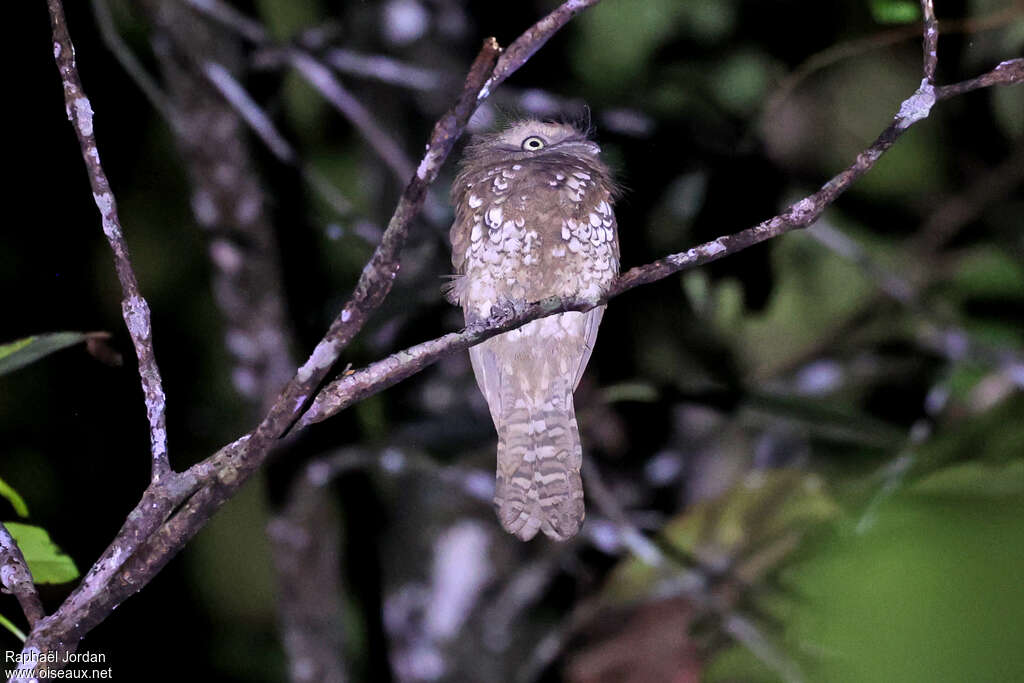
[448,120,619,541]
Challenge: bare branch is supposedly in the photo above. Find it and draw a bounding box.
[808,221,1024,384]
[479,0,604,99]
[201,60,296,162]
[724,614,805,683]
[240,37,499,453]
[181,0,267,43]
[194,59,355,217]
[322,48,445,90]
[47,0,170,483]
[920,0,939,84]
[935,57,1023,98]
[0,523,45,629]
[182,0,417,184]
[808,223,916,305]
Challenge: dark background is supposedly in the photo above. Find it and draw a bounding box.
[3,0,1022,681]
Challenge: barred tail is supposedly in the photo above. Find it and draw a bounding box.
[493,378,584,541]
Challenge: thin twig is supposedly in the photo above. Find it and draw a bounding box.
[235,37,499,462]
[48,0,170,483]
[808,221,1024,388]
[581,456,669,568]
[181,0,267,43]
[911,144,1024,254]
[934,57,1023,98]
[182,0,417,184]
[760,5,1022,124]
[0,522,45,629]
[920,0,939,84]
[199,60,355,216]
[91,0,177,127]
[724,614,805,683]
[581,457,805,681]
[288,51,416,183]
[100,1,354,220]
[322,48,445,90]
[479,0,603,100]
[201,60,296,163]
[807,223,916,304]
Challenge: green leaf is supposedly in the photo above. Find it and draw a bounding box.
[0,477,29,518]
[0,332,89,376]
[711,50,772,115]
[3,523,79,584]
[0,612,27,642]
[948,246,1024,300]
[784,475,1024,681]
[868,0,920,24]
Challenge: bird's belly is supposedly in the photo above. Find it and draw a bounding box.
[462,222,617,321]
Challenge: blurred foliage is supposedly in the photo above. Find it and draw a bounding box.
[704,406,1024,683]
[702,232,876,376]
[868,0,921,24]
[602,469,840,606]
[784,463,1024,682]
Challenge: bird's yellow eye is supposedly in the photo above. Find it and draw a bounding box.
[521,136,546,151]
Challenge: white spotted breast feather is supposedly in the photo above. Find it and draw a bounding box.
[447,121,619,321]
